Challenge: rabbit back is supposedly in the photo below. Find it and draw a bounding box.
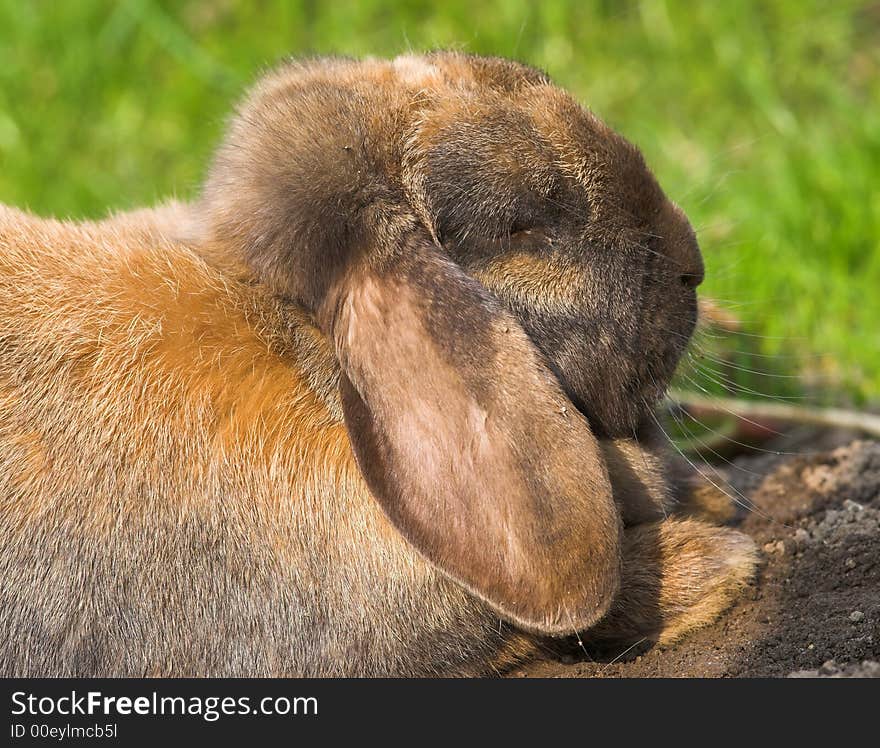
[0,205,506,676]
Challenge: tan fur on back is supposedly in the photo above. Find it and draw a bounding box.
[0,205,506,676]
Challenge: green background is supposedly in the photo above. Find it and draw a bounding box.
[1,0,877,409]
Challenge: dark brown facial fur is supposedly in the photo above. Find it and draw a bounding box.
[201,52,702,439]
[195,51,713,633]
[412,63,704,438]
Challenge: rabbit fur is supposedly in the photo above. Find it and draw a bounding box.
[0,53,756,676]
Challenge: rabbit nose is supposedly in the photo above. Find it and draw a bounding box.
[663,202,704,289]
[677,239,704,288]
[680,268,704,288]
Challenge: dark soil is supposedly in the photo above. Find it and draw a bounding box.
[512,438,880,678]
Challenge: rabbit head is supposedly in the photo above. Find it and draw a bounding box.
[198,53,702,635]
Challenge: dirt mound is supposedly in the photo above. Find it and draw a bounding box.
[512,439,880,677]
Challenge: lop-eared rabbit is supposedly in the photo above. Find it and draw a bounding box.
[0,53,756,676]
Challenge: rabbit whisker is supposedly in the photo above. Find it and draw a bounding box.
[664,400,773,479]
[676,371,791,434]
[666,400,818,457]
[600,637,647,674]
[687,356,808,393]
[644,399,786,526]
[681,362,806,403]
[688,339,825,364]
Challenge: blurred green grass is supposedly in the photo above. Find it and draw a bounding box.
[0,0,877,407]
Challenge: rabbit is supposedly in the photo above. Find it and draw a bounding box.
[0,52,757,677]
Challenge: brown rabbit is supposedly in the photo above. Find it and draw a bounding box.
[0,53,756,676]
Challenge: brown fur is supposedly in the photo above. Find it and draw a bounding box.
[0,53,756,676]
[586,517,757,646]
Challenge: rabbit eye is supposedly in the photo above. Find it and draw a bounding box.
[507,226,553,251]
[509,205,545,235]
[510,220,535,236]
[508,186,574,238]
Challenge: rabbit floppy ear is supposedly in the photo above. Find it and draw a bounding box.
[201,61,620,633]
[319,231,621,634]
